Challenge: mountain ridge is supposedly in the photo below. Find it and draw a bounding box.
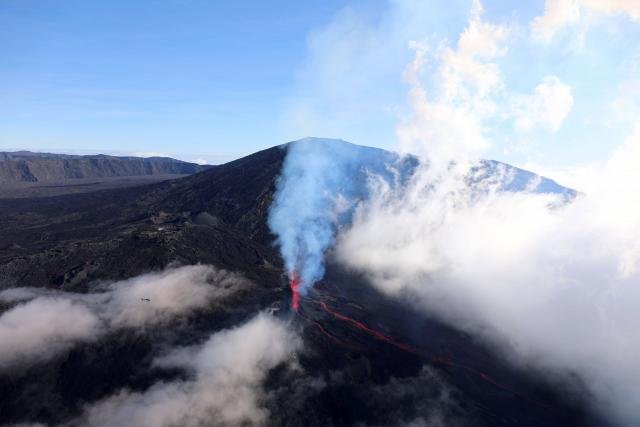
[0,151,213,184]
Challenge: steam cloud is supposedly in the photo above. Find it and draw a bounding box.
[0,265,249,369]
[73,313,300,427]
[270,1,640,424]
[268,137,412,294]
[335,124,640,426]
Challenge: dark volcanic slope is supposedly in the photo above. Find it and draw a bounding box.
[0,151,212,184]
[0,145,286,290]
[0,142,599,426]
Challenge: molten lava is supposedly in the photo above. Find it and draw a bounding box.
[306,298,545,406]
[317,301,418,354]
[289,274,301,311]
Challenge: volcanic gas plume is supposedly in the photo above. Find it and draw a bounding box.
[268,138,414,309]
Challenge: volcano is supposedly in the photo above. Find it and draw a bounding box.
[0,139,599,426]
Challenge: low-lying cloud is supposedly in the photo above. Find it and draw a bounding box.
[0,298,101,368]
[100,265,249,328]
[336,133,640,425]
[333,31,640,425]
[73,313,300,427]
[0,265,250,370]
[270,1,640,424]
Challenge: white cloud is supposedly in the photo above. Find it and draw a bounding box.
[335,121,640,424]
[582,0,640,19]
[611,79,640,123]
[397,1,509,165]
[532,0,640,42]
[517,161,600,190]
[101,265,248,328]
[76,313,301,427]
[531,0,582,42]
[0,298,101,368]
[511,76,574,132]
[0,265,250,369]
[317,4,640,422]
[130,151,173,158]
[280,0,490,147]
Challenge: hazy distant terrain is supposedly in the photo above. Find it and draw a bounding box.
[0,151,212,197]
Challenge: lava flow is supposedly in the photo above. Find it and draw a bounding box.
[316,300,418,354]
[290,273,301,311]
[306,297,547,407]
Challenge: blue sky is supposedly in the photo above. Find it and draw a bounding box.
[0,0,349,162]
[1,0,639,169]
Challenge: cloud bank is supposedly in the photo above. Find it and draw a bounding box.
[0,265,249,370]
[272,1,640,424]
[0,298,101,368]
[101,265,248,328]
[330,4,640,424]
[74,313,300,427]
[336,122,640,425]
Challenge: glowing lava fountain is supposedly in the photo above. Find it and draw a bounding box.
[290,273,301,311]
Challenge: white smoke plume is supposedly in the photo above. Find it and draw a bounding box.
[73,313,301,427]
[0,265,250,370]
[331,4,640,425]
